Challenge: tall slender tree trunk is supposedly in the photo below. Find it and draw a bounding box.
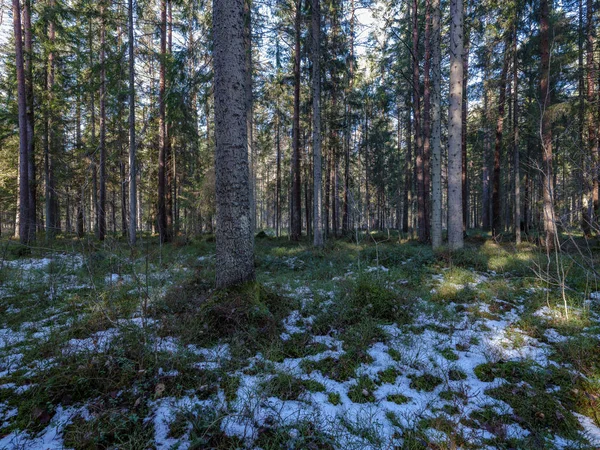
[244,0,255,235]
[98,0,107,240]
[540,0,557,248]
[513,22,521,244]
[46,0,56,240]
[448,0,464,250]
[214,0,255,287]
[24,0,35,238]
[423,0,431,242]
[128,0,137,245]
[158,0,168,243]
[413,0,425,243]
[403,94,412,233]
[13,0,30,245]
[312,0,323,247]
[342,0,355,234]
[492,38,510,238]
[431,0,442,248]
[462,21,469,232]
[586,0,598,222]
[291,0,302,240]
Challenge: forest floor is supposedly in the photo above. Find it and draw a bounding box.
[0,231,599,449]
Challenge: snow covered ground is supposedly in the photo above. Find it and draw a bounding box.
[0,243,599,449]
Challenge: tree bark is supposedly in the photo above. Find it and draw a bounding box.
[213,0,255,287]
[312,0,323,247]
[492,37,510,238]
[98,0,107,240]
[513,21,521,244]
[448,0,464,250]
[291,0,302,240]
[413,0,425,243]
[423,0,431,242]
[158,0,168,243]
[13,0,30,245]
[128,0,137,245]
[540,0,557,248]
[23,0,35,238]
[431,0,442,248]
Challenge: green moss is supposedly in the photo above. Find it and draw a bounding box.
[448,369,467,381]
[348,376,377,403]
[377,367,402,384]
[386,393,410,404]
[262,373,325,401]
[409,373,443,392]
[439,348,459,361]
[328,392,341,405]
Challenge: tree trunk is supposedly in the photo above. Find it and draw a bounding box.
[540,0,557,248]
[312,0,323,247]
[513,23,521,244]
[413,0,425,243]
[291,0,302,240]
[586,0,598,223]
[431,0,442,248]
[423,0,431,242]
[448,0,464,250]
[98,0,107,240]
[462,21,469,233]
[24,0,35,238]
[213,0,255,287]
[492,37,510,238]
[158,0,168,243]
[13,0,30,245]
[128,0,137,245]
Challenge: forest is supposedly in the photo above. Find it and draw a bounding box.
[0,0,599,448]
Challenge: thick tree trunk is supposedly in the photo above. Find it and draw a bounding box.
[291,0,302,240]
[312,0,323,247]
[448,0,464,250]
[213,0,255,287]
[431,0,442,248]
[13,0,30,245]
[540,0,557,248]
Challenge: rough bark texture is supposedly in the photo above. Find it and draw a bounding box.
[422,0,431,242]
[586,0,598,220]
[513,23,521,244]
[213,0,255,287]
[291,0,302,241]
[128,0,137,245]
[24,0,35,238]
[413,0,425,243]
[492,39,510,238]
[99,0,107,241]
[430,0,442,248]
[312,0,323,247]
[158,0,168,243]
[448,0,464,250]
[13,0,30,245]
[540,0,557,248]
